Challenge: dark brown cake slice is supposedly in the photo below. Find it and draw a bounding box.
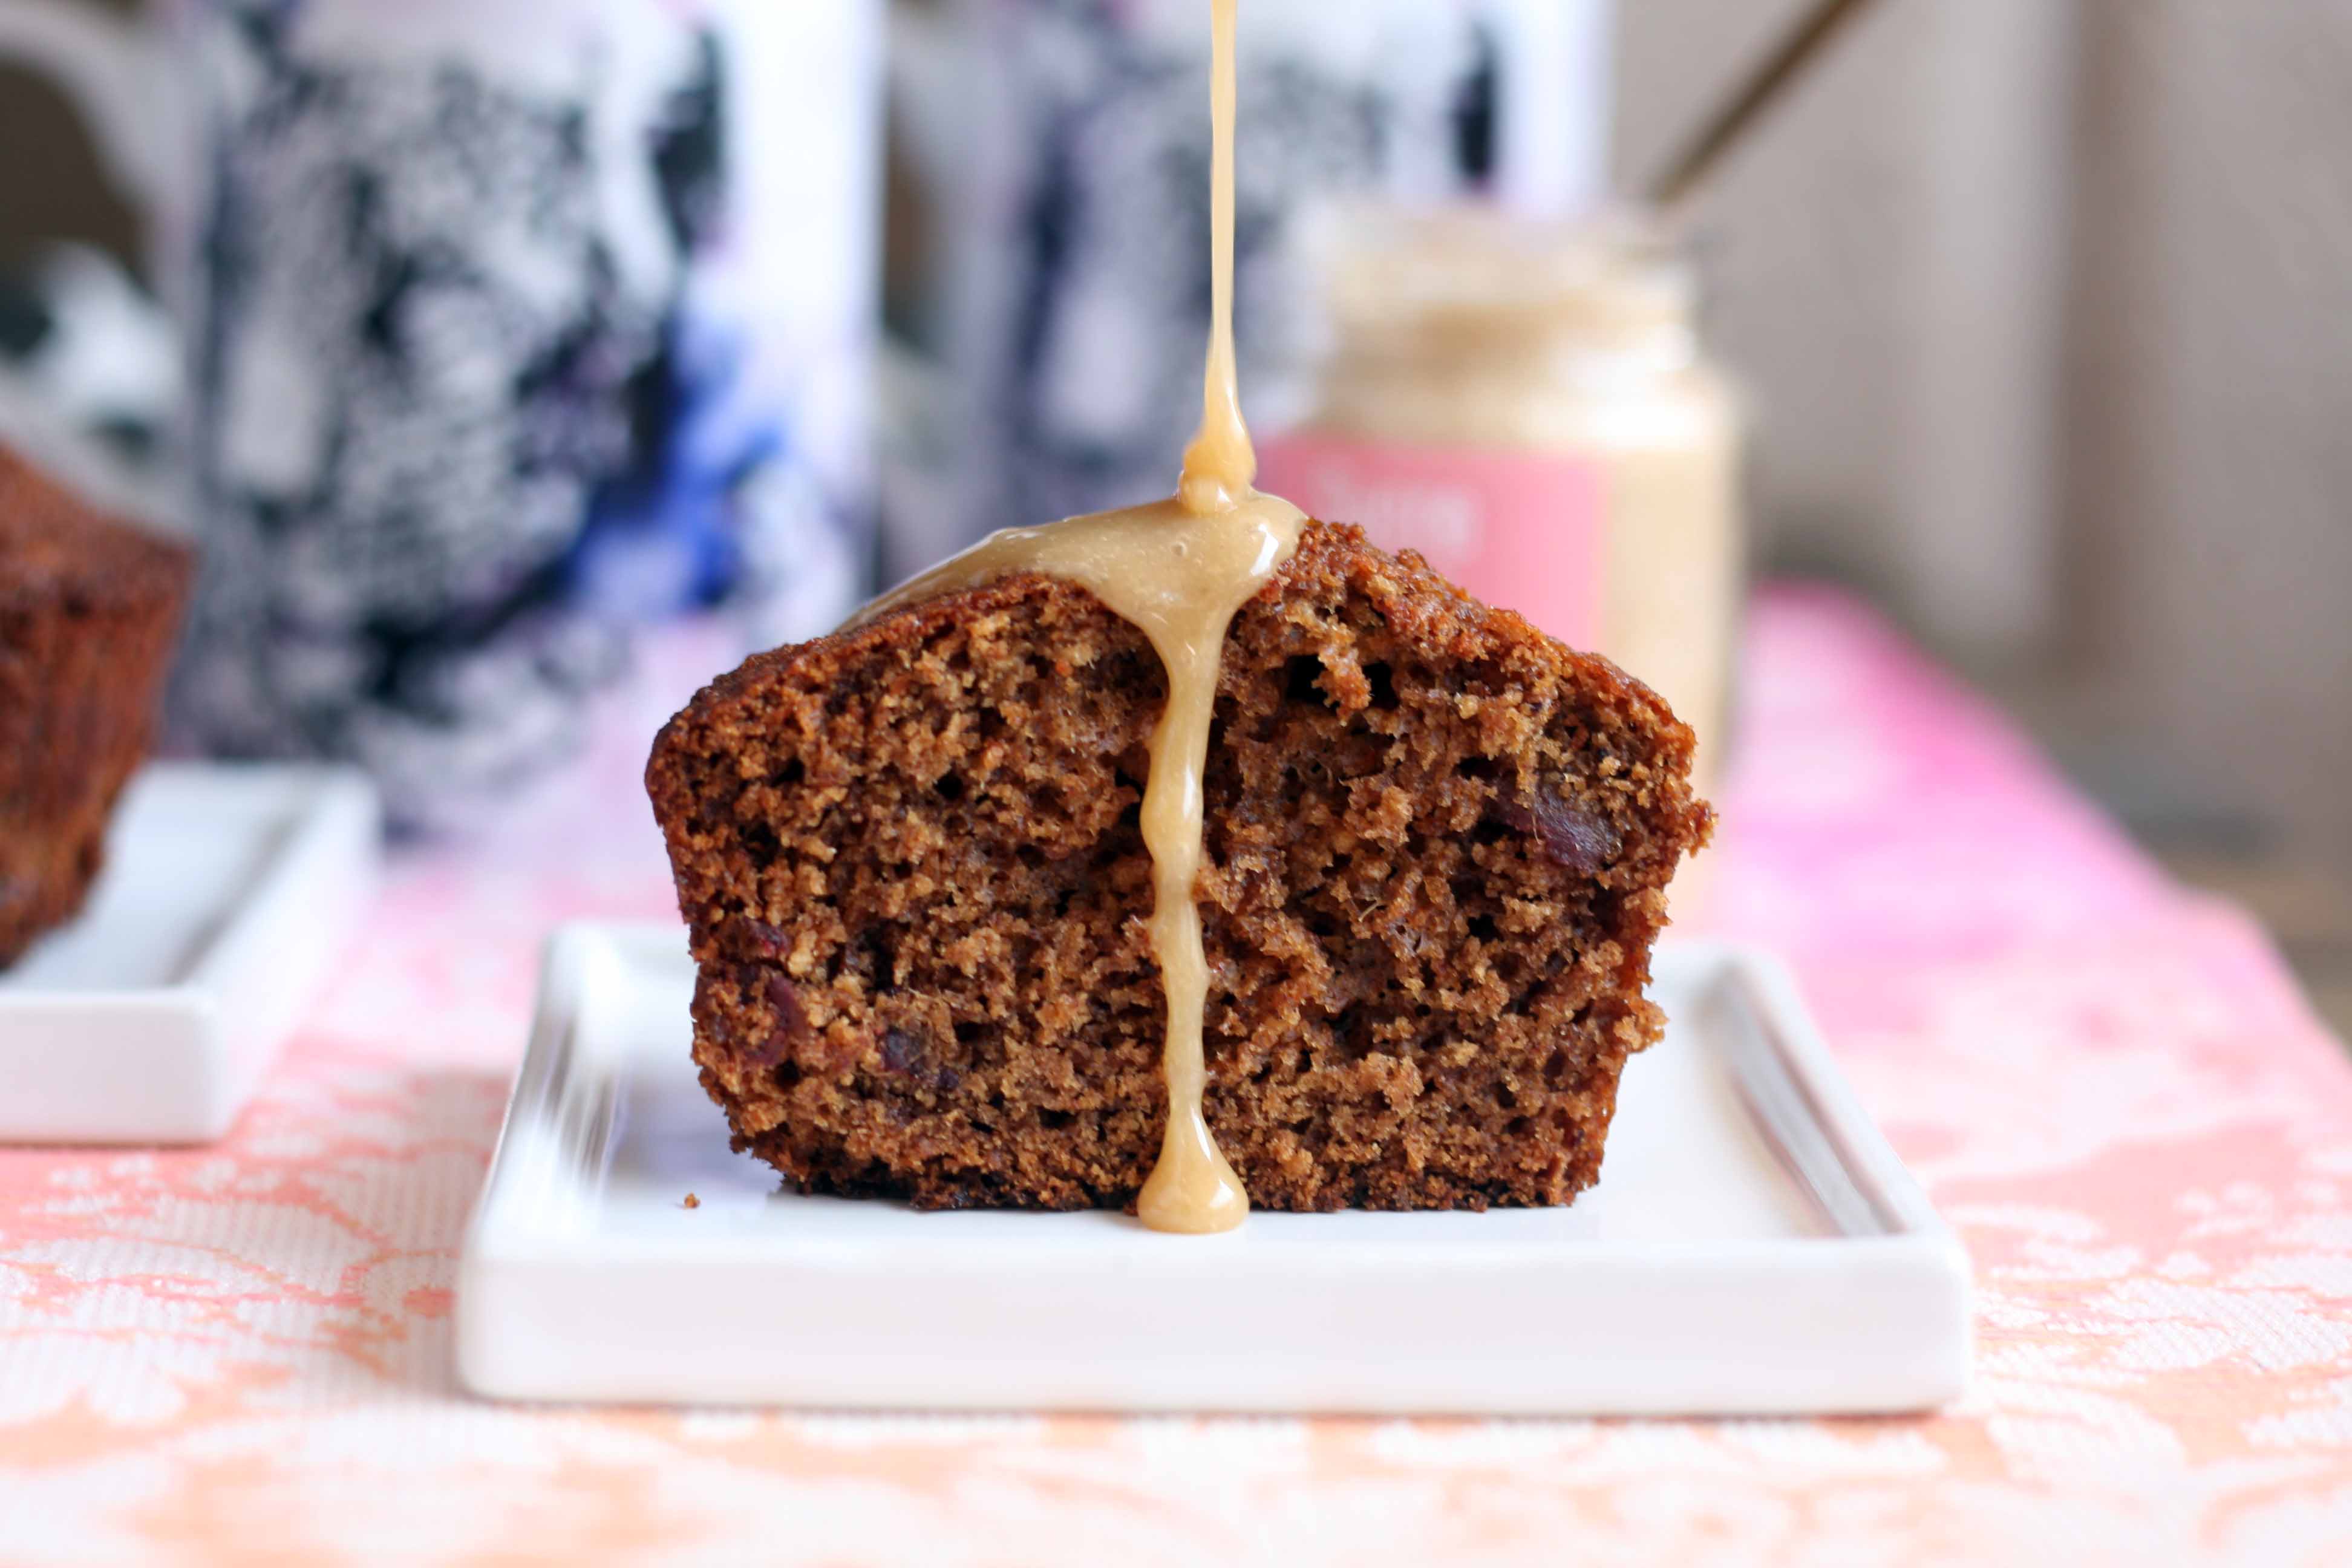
[0,446,195,967]
[647,521,1712,1212]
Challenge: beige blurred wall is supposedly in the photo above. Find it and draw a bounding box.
[1619,0,2074,658]
[2066,1,2352,877]
[1622,0,2352,878]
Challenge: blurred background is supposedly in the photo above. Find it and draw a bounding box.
[1,0,2345,1029]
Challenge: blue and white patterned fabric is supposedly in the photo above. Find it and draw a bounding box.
[948,0,1491,540]
[171,1,878,830]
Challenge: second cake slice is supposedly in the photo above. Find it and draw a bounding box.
[647,522,1712,1212]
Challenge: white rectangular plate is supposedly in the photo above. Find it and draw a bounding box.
[0,763,381,1144]
[459,924,1970,1416]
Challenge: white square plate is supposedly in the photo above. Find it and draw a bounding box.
[459,925,1970,1416]
[0,763,381,1145]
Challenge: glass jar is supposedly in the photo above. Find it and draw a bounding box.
[1261,206,1744,794]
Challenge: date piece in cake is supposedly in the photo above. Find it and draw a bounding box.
[0,447,194,966]
[647,522,1711,1213]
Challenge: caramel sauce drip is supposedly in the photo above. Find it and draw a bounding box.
[851,0,1298,1233]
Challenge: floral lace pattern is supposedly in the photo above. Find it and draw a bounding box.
[5,590,2351,1564]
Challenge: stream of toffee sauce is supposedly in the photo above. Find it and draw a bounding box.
[849,0,1300,1233]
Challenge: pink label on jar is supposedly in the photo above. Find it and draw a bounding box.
[1256,432,1604,648]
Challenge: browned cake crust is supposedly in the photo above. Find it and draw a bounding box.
[0,448,195,967]
[647,521,1712,1213]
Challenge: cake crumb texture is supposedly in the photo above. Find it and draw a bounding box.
[647,521,1712,1212]
[0,448,194,967]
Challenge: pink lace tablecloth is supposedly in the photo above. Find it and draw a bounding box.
[7,587,2352,1566]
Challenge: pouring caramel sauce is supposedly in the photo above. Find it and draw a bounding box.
[852,0,1299,1233]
